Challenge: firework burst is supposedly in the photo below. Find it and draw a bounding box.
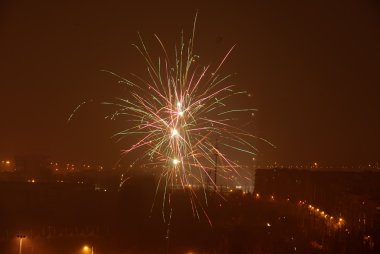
[72,14,272,222]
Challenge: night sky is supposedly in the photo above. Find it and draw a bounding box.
[1,0,379,167]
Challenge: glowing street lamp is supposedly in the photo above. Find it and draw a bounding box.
[83,245,94,254]
[16,235,26,254]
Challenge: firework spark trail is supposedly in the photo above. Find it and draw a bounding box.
[67,99,93,122]
[69,14,274,222]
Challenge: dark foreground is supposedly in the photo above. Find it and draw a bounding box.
[0,173,379,253]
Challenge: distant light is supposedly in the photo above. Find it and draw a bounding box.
[83,246,89,251]
[266,222,271,227]
[172,159,180,165]
[171,128,179,137]
[5,160,10,165]
[176,101,184,116]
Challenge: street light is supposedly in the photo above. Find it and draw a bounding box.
[16,235,26,254]
[83,245,94,254]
